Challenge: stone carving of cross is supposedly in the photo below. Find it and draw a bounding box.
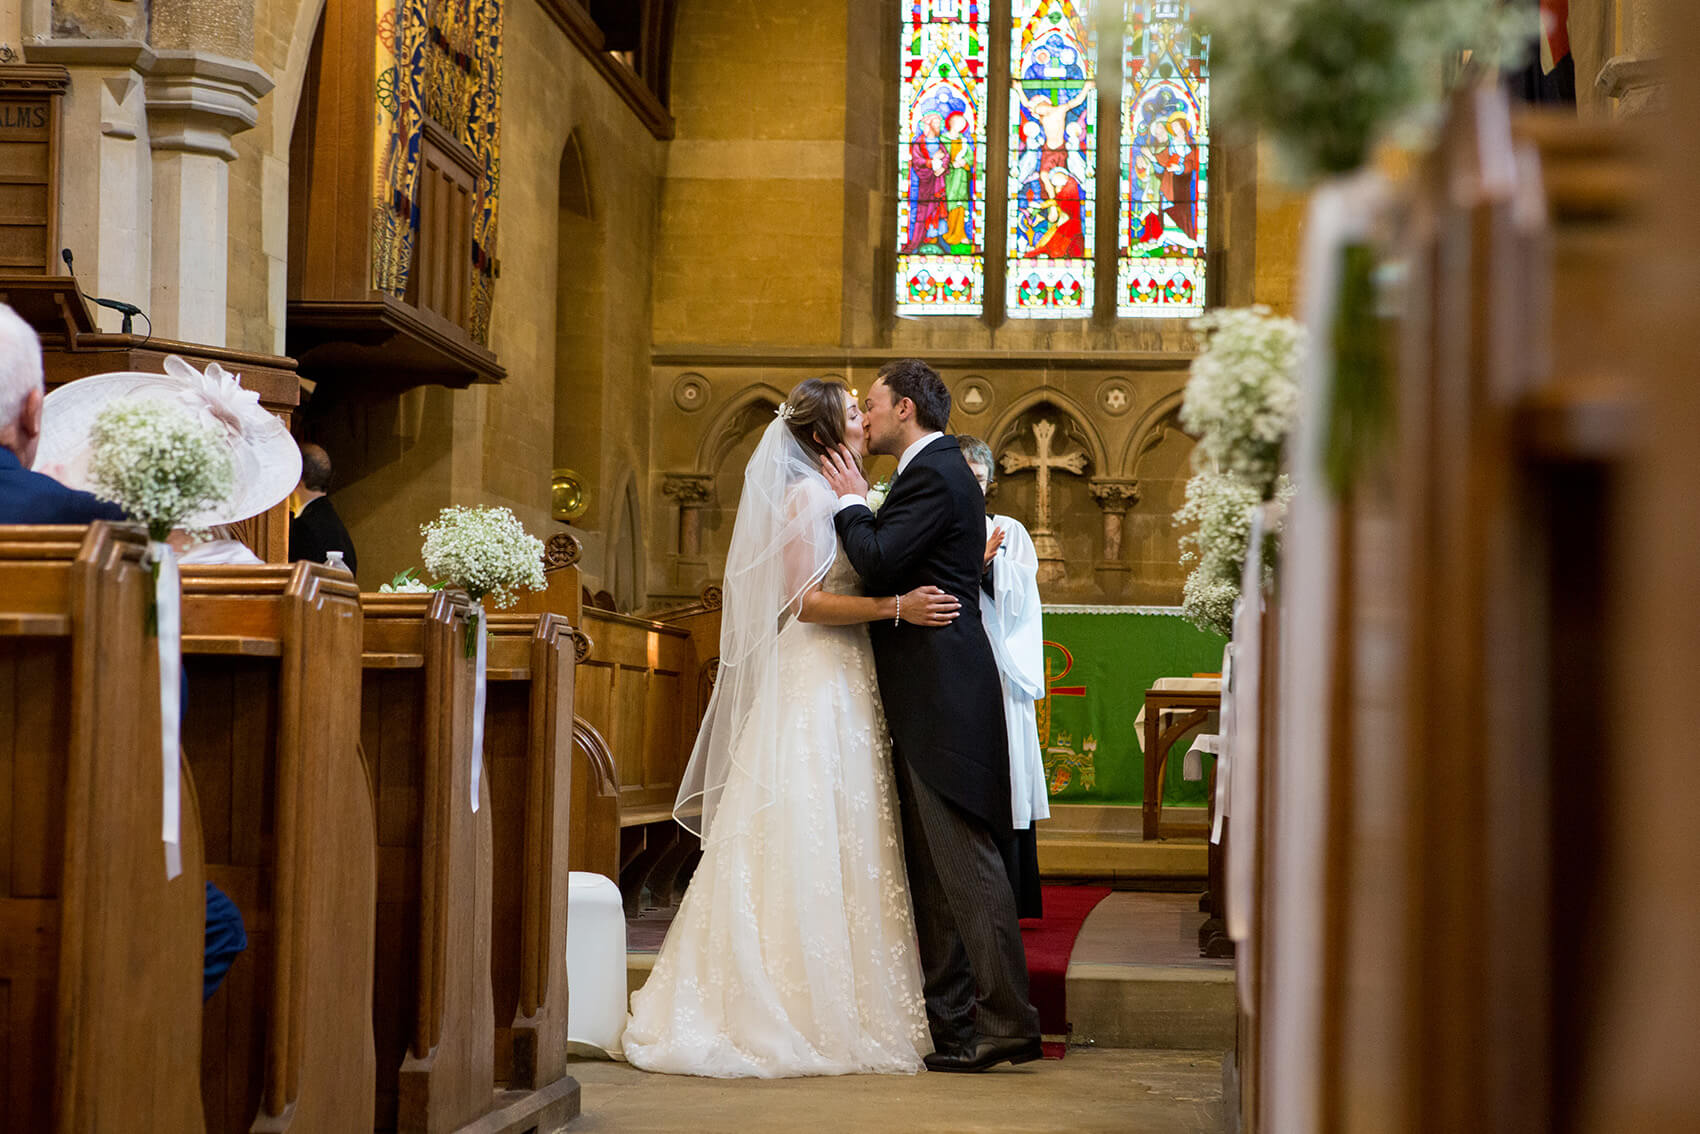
[999,419,1089,581]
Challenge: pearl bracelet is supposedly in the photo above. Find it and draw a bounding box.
[894,593,901,626]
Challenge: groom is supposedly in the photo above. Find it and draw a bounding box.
[822,358,1042,1072]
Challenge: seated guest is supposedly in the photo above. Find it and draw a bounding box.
[4,306,289,999]
[0,303,127,523]
[288,442,357,577]
[960,435,1049,920]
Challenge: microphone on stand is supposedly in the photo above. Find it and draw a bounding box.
[61,248,146,335]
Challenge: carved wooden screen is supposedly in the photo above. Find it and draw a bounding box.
[404,118,481,332]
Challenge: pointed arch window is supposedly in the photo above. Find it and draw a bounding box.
[894,0,1210,321]
[897,0,990,316]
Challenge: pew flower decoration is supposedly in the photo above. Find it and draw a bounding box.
[1174,307,1303,638]
[866,477,892,514]
[87,399,235,544]
[420,505,547,651]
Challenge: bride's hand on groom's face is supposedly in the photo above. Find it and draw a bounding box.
[821,445,868,498]
[901,585,960,627]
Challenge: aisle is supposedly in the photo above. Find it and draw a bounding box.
[567,1049,1223,1133]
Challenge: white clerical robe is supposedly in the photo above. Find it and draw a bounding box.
[982,514,1049,829]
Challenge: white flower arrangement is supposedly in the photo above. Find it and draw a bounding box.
[1180,306,1304,497]
[1195,0,1530,180]
[87,400,235,542]
[419,505,547,610]
[866,477,892,514]
[1172,304,1305,638]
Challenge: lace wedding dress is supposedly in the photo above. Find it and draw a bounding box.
[622,548,932,1078]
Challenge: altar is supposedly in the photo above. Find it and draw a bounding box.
[1038,606,1227,808]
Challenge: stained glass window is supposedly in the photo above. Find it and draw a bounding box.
[1118,1,1209,317]
[897,0,989,317]
[1006,0,1097,319]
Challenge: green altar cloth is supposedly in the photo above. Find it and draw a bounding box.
[1038,606,1228,806]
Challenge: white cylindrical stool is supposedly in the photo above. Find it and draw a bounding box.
[566,871,628,1058]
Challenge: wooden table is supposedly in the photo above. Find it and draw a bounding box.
[1141,685,1222,841]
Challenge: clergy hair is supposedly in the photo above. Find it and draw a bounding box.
[876,358,951,432]
[781,377,851,461]
[299,441,334,493]
[0,303,44,433]
[958,435,995,488]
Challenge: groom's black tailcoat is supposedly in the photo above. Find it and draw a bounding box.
[834,435,1012,832]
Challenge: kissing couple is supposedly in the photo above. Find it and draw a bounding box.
[623,358,1043,1077]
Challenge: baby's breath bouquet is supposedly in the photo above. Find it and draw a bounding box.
[87,400,234,542]
[1197,0,1531,180]
[1173,307,1303,637]
[420,506,546,652]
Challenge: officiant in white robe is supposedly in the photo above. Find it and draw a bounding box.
[960,437,1049,919]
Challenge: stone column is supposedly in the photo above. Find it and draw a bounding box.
[1089,478,1140,600]
[1599,0,1665,118]
[661,473,715,591]
[144,50,271,346]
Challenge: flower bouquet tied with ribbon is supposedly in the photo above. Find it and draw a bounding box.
[420,504,547,619]
[418,505,546,813]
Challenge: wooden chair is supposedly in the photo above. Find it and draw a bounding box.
[482,611,579,1105]
[180,563,374,1133]
[0,523,207,1131]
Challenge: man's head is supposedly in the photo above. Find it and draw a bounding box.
[0,303,46,467]
[864,358,950,457]
[297,441,333,497]
[957,435,994,497]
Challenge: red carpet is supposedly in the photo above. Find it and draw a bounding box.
[1021,885,1112,1058]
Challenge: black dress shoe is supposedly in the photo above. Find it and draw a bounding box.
[923,1034,1043,1073]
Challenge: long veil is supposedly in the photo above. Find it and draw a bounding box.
[674,418,838,845]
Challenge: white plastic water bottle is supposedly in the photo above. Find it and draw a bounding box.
[325,550,349,574]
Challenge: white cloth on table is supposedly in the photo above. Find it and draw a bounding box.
[981,514,1049,830]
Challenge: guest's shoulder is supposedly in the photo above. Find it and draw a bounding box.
[0,465,127,524]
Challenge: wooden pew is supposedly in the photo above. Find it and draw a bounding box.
[569,716,620,880]
[576,606,702,915]
[0,523,208,1131]
[179,563,374,1133]
[360,591,576,1134]
[482,611,579,1110]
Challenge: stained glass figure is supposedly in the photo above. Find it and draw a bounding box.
[1118,0,1209,317]
[1006,0,1096,319]
[897,0,988,317]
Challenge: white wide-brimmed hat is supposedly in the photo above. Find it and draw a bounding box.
[34,355,303,527]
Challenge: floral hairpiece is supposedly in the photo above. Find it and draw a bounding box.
[775,402,797,422]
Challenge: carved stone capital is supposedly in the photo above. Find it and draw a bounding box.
[660,472,715,508]
[143,49,273,159]
[543,531,581,572]
[1597,54,1665,118]
[1088,478,1141,513]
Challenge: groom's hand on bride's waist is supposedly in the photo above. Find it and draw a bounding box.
[821,445,868,503]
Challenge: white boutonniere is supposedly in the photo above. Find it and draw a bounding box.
[866,477,892,514]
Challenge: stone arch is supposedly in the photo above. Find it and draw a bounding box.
[1119,388,1188,477]
[984,387,1109,476]
[272,0,330,145]
[693,382,787,475]
[605,468,644,612]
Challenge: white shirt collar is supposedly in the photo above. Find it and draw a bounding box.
[896,431,944,476]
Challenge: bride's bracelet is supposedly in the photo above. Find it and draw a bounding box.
[894,593,901,626]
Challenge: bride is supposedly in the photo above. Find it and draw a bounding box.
[623,378,959,1078]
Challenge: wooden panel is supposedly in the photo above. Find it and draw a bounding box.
[361,592,494,1134]
[579,610,697,813]
[181,564,374,1133]
[0,523,206,1132]
[484,613,576,1093]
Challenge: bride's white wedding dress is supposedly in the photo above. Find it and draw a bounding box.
[622,547,932,1078]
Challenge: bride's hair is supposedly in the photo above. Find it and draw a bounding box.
[782,377,850,460]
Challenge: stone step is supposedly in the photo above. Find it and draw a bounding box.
[1037,803,1211,882]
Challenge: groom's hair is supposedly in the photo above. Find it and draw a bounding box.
[877,358,951,432]
[782,377,850,461]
